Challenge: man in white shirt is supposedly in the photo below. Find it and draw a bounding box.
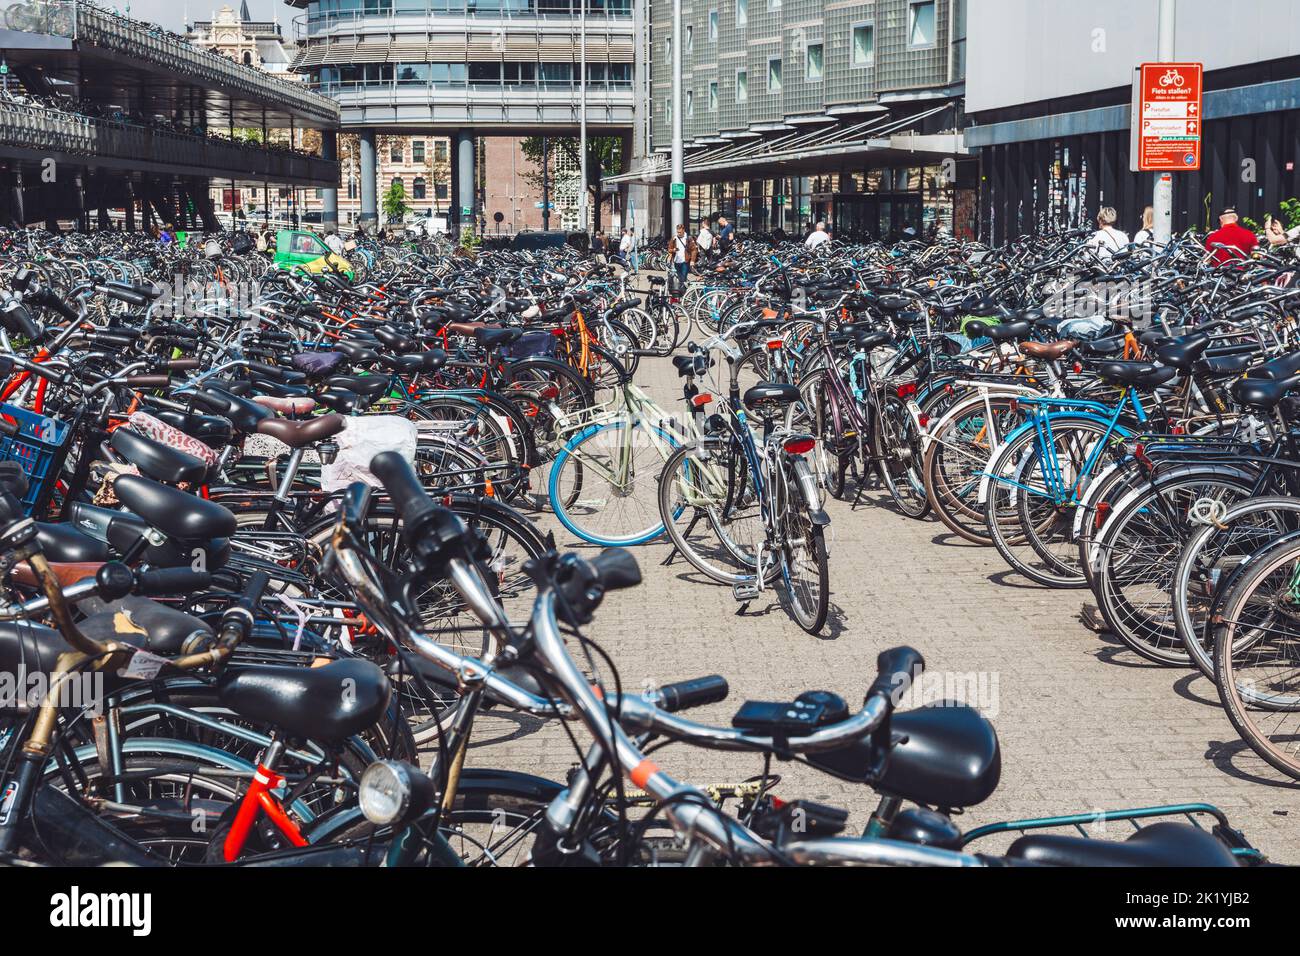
[696,218,715,265]
[324,230,345,256]
[1085,206,1129,259]
[805,221,832,250]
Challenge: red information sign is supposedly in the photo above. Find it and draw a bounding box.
[1133,62,1202,171]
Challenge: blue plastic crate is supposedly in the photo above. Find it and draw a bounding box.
[0,403,73,516]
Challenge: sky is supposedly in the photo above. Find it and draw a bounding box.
[100,0,298,32]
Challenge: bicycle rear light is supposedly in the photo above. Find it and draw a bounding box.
[783,436,816,455]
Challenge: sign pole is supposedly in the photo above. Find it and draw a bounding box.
[670,0,684,234]
[1153,0,1176,244]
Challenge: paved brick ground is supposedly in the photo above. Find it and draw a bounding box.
[465,354,1300,863]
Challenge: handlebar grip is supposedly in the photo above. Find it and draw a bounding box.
[135,567,213,597]
[865,646,925,707]
[35,291,78,324]
[0,301,42,342]
[245,360,286,381]
[341,481,374,531]
[656,675,729,713]
[167,358,201,372]
[370,451,436,527]
[126,374,170,389]
[90,332,138,350]
[99,285,149,308]
[592,548,641,591]
[188,390,230,415]
[234,570,271,615]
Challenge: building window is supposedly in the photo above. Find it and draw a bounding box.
[852,22,874,65]
[735,0,747,27]
[767,0,780,10]
[434,140,448,162]
[665,96,672,123]
[735,68,748,102]
[435,182,448,200]
[391,177,404,192]
[909,0,936,49]
[806,43,823,81]
[686,89,694,118]
[685,25,693,54]
[767,56,782,93]
[412,140,425,163]
[708,9,718,41]
[413,177,426,200]
[664,36,671,64]
[708,79,718,110]
[390,143,403,163]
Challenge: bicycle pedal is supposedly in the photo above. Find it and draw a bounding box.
[732,581,760,602]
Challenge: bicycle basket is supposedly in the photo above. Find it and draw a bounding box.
[0,404,73,516]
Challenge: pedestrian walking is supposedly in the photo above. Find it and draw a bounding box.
[668,223,695,289]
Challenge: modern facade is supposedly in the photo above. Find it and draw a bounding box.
[965,0,1300,242]
[0,0,339,230]
[611,0,974,239]
[285,0,636,232]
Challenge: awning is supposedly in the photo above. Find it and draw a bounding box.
[606,103,964,186]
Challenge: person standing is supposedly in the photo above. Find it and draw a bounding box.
[618,228,637,272]
[805,221,831,249]
[718,215,735,254]
[1133,206,1156,245]
[1085,207,1128,259]
[696,217,715,267]
[1205,207,1258,265]
[668,223,694,288]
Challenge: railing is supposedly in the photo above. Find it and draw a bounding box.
[0,100,339,183]
[296,1,631,38]
[310,78,633,95]
[63,3,339,126]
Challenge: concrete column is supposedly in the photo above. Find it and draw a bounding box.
[321,129,339,232]
[455,130,475,234]
[358,128,378,231]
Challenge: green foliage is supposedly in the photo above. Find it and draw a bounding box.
[1280,198,1300,230]
[382,180,408,222]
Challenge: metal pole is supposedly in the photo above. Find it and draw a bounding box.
[579,0,588,233]
[1152,0,1175,244]
[670,0,684,232]
[542,136,550,229]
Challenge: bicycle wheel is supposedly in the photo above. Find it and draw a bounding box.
[985,417,1112,586]
[780,507,830,634]
[1174,496,1300,680]
[1096,471,1255,665]
[657,441,772,585]
[923,393,1021,543]
[1215,537,1300,780]
[876,395,930,519]
[550,418,679,546]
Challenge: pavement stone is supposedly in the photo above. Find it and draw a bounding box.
[459,353,1300,864]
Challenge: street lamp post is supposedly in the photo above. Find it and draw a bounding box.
[670,0,684,233]
[578,0,588,233]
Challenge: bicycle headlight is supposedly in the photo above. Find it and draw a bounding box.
[358,760,433,827]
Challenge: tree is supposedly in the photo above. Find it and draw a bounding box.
[382,179,408,223]
[519,135,623,232]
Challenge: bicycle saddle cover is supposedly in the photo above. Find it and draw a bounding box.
[109,427,210,486]
[806,702,1001,810]
[112,474,237,540]
[217,658,390,742]
[1006,822,1237,867]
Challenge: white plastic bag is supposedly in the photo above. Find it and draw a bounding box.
[318,415,418,495]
